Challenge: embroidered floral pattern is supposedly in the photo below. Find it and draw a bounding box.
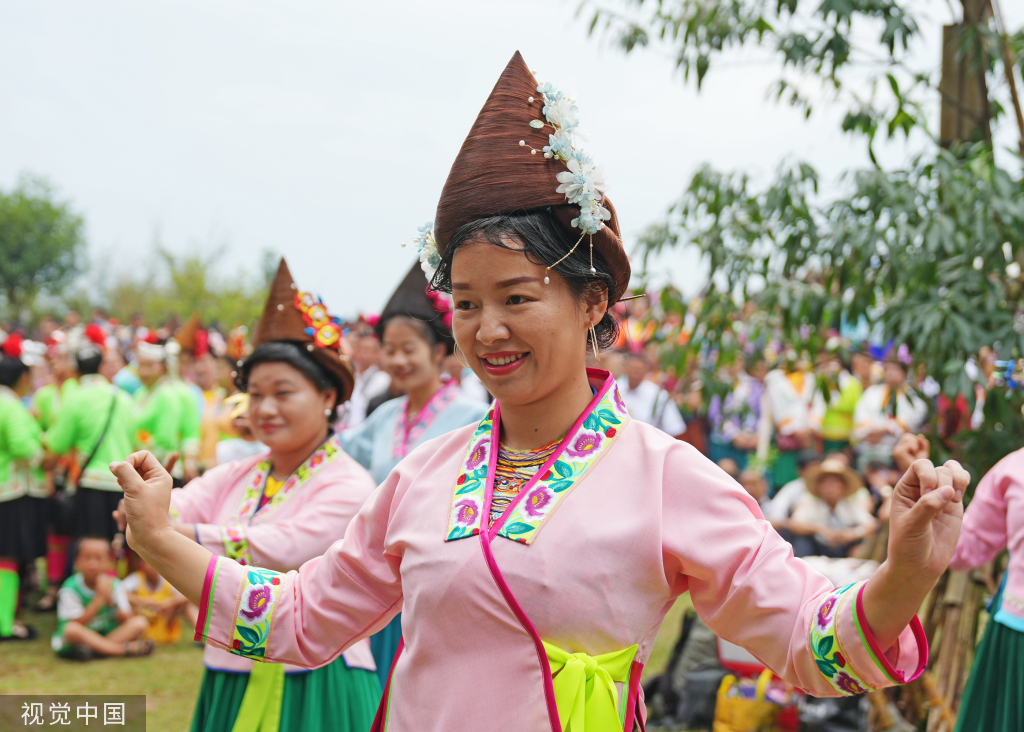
[230,435,344,524]
[444,376,629,544]
[221,525,251,565]
[446,414,494,540]
[810,581,877,695]
[229,567,284,660]
[563,429,603,462]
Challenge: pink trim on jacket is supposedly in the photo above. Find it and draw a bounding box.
[195,554,219,642]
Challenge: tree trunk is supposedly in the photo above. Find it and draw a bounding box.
[939,0,993,146]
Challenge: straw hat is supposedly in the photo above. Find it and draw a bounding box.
[805,459,863,499]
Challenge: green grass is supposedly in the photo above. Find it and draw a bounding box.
[1,601,205,731]
[2,593,693,731]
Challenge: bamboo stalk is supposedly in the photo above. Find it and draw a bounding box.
[922,672,959,731]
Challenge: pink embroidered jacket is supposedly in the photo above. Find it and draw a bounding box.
[195,371,925,730]
[950,447,1024,631]
[171,434,377,674]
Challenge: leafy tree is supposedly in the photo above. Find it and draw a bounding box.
[584,0,1024,481]
[99,245,274,332]
[0,175,85,321]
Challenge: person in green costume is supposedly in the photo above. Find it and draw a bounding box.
[30,337,83,612]
[133,340,199,485]
[817,346,863,455]
[31,342,80,432]
[0,333,48,641]
[43,340,135,540]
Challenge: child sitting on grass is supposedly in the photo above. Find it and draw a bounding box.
[123,556,197,645]
[51,536,153,660]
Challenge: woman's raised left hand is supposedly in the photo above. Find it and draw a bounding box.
[886,458,966,584]
[862,458,966,649]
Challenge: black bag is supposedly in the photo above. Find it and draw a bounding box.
[675,660,729,730]
[798,694,869,732]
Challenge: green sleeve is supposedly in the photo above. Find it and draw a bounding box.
[150,388,183,457]
[44,392,79,457]
[4,401,43,461]
[31,386,55,431]
[179,388,201,443]
[118,392,136,451]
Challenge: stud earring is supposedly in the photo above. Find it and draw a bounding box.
[590,324,601,362]
[324,408,333,417]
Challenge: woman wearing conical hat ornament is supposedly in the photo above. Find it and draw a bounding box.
[338,260,489,687]
[115,259,381,732]
[114,54,965,732]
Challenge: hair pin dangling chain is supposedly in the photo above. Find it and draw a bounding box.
[544,229,588,285]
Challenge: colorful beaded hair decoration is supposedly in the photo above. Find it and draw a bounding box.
[294,290,345,351]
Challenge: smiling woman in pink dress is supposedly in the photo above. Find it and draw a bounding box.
[121,259,382,732]
[112,53,967,732]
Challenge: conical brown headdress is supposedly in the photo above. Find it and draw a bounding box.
[253,258,355,402]
[433,51,631,302]
[378,261,455,353]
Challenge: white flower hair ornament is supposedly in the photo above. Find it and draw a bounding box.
[403,220,441,282]
[520,81,611,284]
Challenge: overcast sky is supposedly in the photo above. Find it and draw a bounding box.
[2,0,1021,318]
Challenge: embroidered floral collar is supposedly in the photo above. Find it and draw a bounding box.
[445,369,630,545]
[230,434,344,525]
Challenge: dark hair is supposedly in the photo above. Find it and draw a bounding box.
[431,210,619,352]
[77,353,103,376]
[236,342,341,423]
[71,535,112,565]
[378,314,454,355]
[0,358,28,388]
[797,451,822,470]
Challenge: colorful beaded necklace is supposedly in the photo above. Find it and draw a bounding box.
[489,437,561,527]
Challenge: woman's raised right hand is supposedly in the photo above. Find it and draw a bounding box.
[109,451,174,551]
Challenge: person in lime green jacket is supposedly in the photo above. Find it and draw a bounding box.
[43,349,134,540]
[133,341,198,484]
[30,342,82,612]
[31,342,81,431]
[818,350,864,454]
[0,338,48,641]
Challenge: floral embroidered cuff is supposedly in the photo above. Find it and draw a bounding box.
[810,581,927,695]
[227,566,285,660]
[220,525,252,565]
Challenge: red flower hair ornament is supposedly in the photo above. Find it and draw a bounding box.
[294,291,347,353]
